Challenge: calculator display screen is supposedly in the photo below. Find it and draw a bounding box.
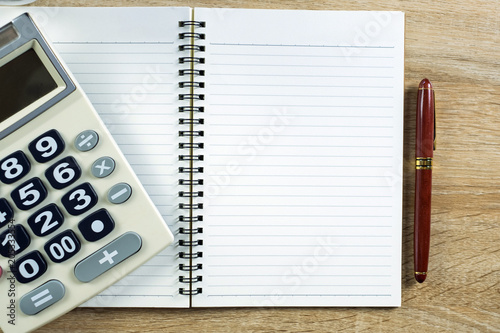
[0,48,58,123]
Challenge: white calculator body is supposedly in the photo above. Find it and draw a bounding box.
[0,13,174,333]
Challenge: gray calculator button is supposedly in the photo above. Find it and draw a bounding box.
[107,183,132,204]
[75,130,99,152]
[92,157,115,178]
[74,232,142,283]
[20,280,65,315]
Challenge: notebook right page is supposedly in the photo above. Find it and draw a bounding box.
[195,8,404,307]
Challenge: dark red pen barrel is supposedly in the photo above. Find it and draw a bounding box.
[414,169,432,276]
[415,84,434,157]
[414,78,434,283]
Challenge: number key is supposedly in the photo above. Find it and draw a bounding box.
[28,204,64,237]
[45,156,82,190]
[61,182,98,216]
[11,177,48,211]
[0,151,31,184]
[28,129,65,163]
[44,230,81,263]
[0,224,31,257]
[11,250,47,284]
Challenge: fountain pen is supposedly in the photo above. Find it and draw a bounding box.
[414,78,435,283]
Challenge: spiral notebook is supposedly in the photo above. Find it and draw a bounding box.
[0,7,404,307]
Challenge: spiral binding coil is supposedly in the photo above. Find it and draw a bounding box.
[178,19,205,297]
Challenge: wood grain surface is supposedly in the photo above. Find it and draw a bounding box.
[13,0,500,331]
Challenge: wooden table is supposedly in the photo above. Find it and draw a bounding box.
[20,0,500,331]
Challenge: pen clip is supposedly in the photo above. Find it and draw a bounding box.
[433,90,436,150]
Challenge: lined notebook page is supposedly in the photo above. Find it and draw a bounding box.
[196,8,404,307]
[0,7,190,307]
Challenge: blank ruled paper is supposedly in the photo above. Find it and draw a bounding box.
[0,7,191,308]
[196,8,404,307]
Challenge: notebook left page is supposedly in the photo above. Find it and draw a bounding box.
[0,7,190,307]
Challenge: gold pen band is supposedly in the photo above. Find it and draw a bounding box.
[416,157,432,170]
[415,272,427,275]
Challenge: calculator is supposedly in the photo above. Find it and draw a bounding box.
[0,13,174,333]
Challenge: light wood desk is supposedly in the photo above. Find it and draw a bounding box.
[18,0,500,331]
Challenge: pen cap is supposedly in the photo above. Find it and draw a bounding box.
[416,79,434,157]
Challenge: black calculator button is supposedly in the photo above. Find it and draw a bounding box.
[61,182,98,216]
[28,129,65,163]
[78,209,115,242]
[11,250,47,284]
[45,156,82,190]
[0,198,14,229]
[0,151,31,184]
[0,224,31,257]
[11,177,48,211]
[44,230,81,263]
[28,204,64,237]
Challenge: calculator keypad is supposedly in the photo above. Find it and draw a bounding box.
[0,127,141,315]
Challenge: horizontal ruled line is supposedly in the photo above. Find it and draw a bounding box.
[209,154,393,158]
[208,124,393,128]
[209,214,391,217]
[211,42,394,49]
[207,163,391,167]
[68,62,175,65]
[55,41,175,45]
[208,194,392,197]
[207,204,391,208]
[94,294,175,297]
[206,284,391,287]
[210,234,391,237]
[211,53,394,59]
[205,294,392,297]
[208,134,393,138]
[202,184,392,188]
[210,144,393,148]
[209,114,394,118]
[211,63,393,69]
[209,245,392,248]
[211,83,394,88]
[209,254,391,257]
[209,104,393,108]
[211,73,394,78]
[208,274,391,278]
[209,264,391,267]
[73,72,174,75]
[60,52,175,55]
